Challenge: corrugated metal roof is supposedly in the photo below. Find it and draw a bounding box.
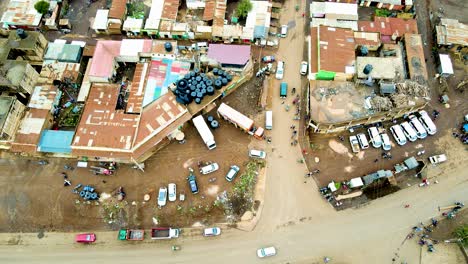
[73,83,139,150]
[311,18,358,31]
[436,18,468,46]
[318,26,356,73]
[38,130,75,153]
[44,43,83,63]
[353,32,381,46]
[203,0,215,21]
[207,44,250,65]
[404,34,428,83]
[109,0,127,19]
[0,0,43,27]
[358,17,418,42]
[310,2,358,21]
[161,0,179,20]
[89,40,121,78]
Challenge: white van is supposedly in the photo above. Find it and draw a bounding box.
[380,133,392,151]
[200,163,219,175]
[390,125,407,146]
[265,111,273,130]
[409,115,427,139]
[356,133,369,149]
[400,122,418,142]
[418,110,437,135]
[280,25,288,38]
[367,127,382,148]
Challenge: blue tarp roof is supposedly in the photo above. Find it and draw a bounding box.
[253,25,267,39]
[404,157,419,170]
[463,124,468,133]
[38,130,74,153]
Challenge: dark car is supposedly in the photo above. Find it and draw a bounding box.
[187,175,199,194]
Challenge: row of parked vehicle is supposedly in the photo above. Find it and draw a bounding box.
[349,110,437,152]
[158,149,267,204]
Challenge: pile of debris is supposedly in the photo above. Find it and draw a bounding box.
[370,96,392,111]
[396,80,430,98]
[390,93,409,108]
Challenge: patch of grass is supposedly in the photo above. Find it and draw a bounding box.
[454,225,468,246]
[375,9,392,17]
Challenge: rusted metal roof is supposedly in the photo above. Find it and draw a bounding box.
[436,18,468,46]
[10,108,49,153]
[212,0,227,37]
[73,83,139,150]
[161,0,179,20]
[38,62,81,85]
[404,34,428,83]
[317,26,356,73]
[126,63,148,114]
[354,32,381,47]
[358,17,418,42]
[133,92,188,147]
[109,0,127,19]
[203,0,216,21]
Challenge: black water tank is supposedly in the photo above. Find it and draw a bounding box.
[213,68,219,75]
[195,98,202,104]
[214,80,222,89]
[218,70,224,76]
[190,71,196,77]
[196,92,203,98]
[201,88,207,95]
[225,74,232,81]
[194,68,200,74]
[221,78,228,85]
[16,29,27,39]
[178,79,188,89]
[206,86,215,95]
[164,42,173,52]
[190,91,197,99]
[206,79,213,86]
[184,74,191,80]
[207,115,214,122]
[363,64,373,75]
[196,76,202,82]
[200,73,206,78]
[185,89,190,94]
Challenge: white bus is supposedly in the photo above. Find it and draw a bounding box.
[265,111,273,130]
[192,115,216,150]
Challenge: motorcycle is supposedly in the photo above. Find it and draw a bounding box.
[38,160,49,165]
[291,87,296,94]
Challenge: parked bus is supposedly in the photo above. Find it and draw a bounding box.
[265,111,273,130]
[217,103,254,132]
[192,115,216,150]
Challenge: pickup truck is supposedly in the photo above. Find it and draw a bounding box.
[429,154,447,165]
[118,229,144,241]
[349,135,360,153]
[151,228,180,240]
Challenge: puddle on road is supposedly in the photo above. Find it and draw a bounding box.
[328,140,350,155]
[206,185,219,196]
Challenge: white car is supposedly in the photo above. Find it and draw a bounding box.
[249,149,266,159]
[280,25,288,38]
[409,114,427,139]
[157,187,167,207]
[200,163,219,175]
[257,246,277,258]
[356,133,369,149]
[168,183,176,202]
[418,110,437,135]
[429,154,447,165]
[300,61,308,75]
[275,61,284,80]
[203,227,221,237]
[367,127,382,148]
[380,133,391,151]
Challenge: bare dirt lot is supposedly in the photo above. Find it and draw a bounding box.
[0,74,264,232]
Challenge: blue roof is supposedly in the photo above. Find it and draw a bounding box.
[44,43,83,63]
[463,124,468,133]
[253,25,267,39]
[38,130,75,153]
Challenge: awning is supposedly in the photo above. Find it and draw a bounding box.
[349,177,364,188]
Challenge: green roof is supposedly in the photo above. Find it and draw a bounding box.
[44,43,83,63]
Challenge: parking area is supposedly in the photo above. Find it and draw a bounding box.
[0,74,266,232]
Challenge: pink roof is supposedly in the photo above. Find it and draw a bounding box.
[89,41,122,78]
[207,44,251,65]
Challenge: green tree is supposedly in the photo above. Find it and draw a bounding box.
[34,0,50,14]
[236,0,252,19]
[454,224,468,246]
